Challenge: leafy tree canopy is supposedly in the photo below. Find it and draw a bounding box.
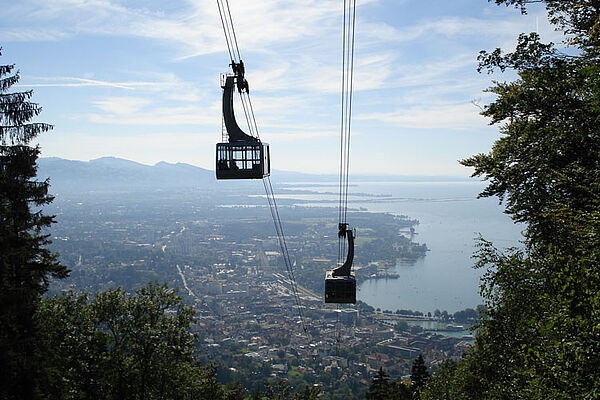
[423,2,600,399]
[37,282,243,400]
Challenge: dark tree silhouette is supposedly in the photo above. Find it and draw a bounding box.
[0,47,67,399]
[366,367,392,400]
[410,354,429,390]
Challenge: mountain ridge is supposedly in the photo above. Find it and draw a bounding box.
[37,156,470,194]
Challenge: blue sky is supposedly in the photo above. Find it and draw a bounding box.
[1,0,559,175]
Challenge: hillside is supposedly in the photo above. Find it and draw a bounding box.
[37,156,468,195]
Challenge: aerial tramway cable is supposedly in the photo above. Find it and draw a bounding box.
[263,177,308,334]
[338,0,357,263]
[334,0,358,344]
[216,0,308,335]
[216,0,259,140]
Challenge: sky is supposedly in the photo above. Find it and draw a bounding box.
[1,0,561,176]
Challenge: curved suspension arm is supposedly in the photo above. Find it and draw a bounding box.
[222,61,257,143]
[332,223,354,277]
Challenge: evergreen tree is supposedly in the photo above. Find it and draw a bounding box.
[389,381,412,400]
[366,367,392,400]
[410,354,429,390]
[0,47,67,399]
[366,367,413,400]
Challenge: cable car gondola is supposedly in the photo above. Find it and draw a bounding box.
[325,223,356,304]
[213,1,308,333]
[216,60,270,180]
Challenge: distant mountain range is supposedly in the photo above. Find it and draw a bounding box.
[37,156,469,194]
[37,157,215,194]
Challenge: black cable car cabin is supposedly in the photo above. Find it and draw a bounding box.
[216,142,269,180]
[216,61,270,180]
[325,224,357,304]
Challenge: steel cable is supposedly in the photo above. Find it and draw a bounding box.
[216,0,235,63]
[216,0,308,336]
[337,0,357,266]
[263,177,309,335]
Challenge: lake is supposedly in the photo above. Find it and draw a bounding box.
[281,181,524,314]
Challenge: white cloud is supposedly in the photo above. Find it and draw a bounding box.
[21,72,215,127]
[0,27,68,42]
[93,96,152,115]
[359,10,563,45]
[1,0,350,59]
[23,77,139,89]
[357,102,489,131]
[22,73,201,94]
[88,104,218,126]
[266,130,339,142]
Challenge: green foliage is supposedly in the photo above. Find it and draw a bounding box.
[410,355,429,392]
[293,386,321,400]
[38,282,334,399]
[419,360,457,400]
[0,50,52,145]
[393,320,409,333]
[491,1,600,48]
[356,299,375,313]
[366,367,392,400]
[466,2,600,248]
[366,367,413,400]
[0,47,67,400]
[247,379,321,400]
[36,282,218,399]
[452,308,479,323]
[423,1,600,399]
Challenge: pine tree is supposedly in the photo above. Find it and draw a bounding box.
[366,367,392,400]
[0,47,68,399]
[410,354,429,390]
